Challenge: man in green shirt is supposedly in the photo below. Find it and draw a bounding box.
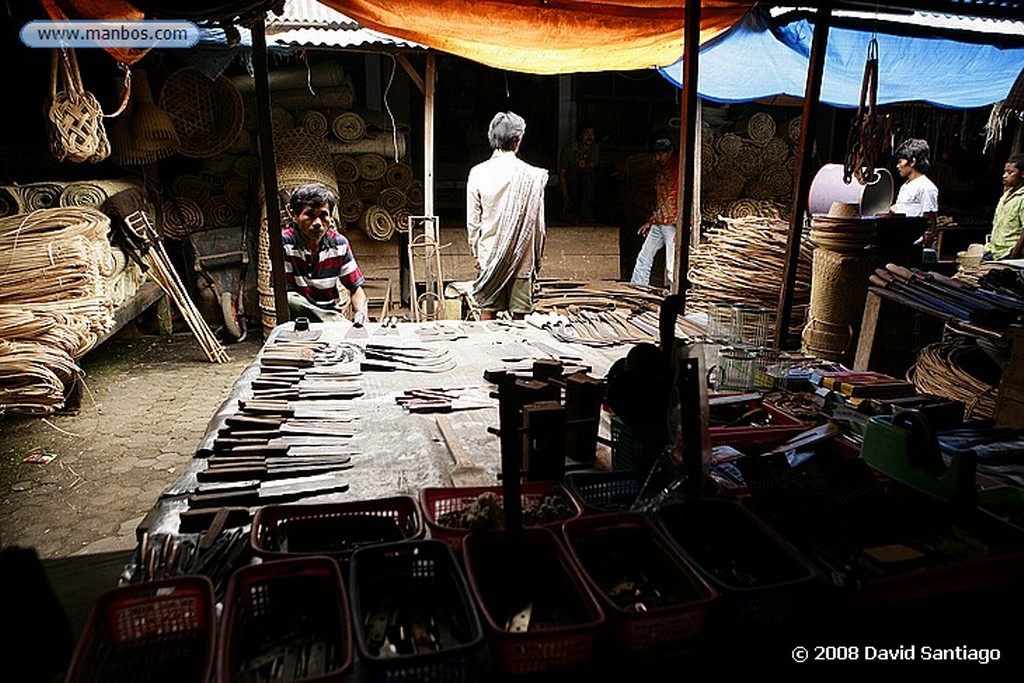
[985,154,1024,261]
[558,122,599,222]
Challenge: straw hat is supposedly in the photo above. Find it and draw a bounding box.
[827,201,859,219]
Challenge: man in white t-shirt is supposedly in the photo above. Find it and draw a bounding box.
[890,138,939,247]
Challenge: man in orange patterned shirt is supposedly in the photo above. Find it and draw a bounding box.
[630,137,680,288]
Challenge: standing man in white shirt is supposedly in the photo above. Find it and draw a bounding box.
[466,111,548,320]
[890,138,939,247]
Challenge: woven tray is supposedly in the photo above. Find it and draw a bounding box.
[159,67,244,159]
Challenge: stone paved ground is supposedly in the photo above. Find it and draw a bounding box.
[0,332,263,559]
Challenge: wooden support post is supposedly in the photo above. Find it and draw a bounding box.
[564,374,605,463]
[498,374,523,535]
[673,0,702,301]
[523,401,567,483]
[854,289,883,371]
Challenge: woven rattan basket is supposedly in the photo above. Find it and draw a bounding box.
[159,68,244,159]
[809,248,878,328]
[801,317,853,362]
[273,128,338,196]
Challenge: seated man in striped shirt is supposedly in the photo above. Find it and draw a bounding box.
[283,182,368,324]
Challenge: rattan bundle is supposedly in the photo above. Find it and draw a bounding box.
[159,67,244,159]
[909,340,999,418]
[12,183,63,211]
[273,128,337,195]
[744,112,777,145]
[356,178,383,200]
[340,196,364,224]
[161,196,204,239]
[298,110,329,139]
[385,161,413,189]
[361,204,395,241]
[686,214,814,346]
[357,154,387,181]
[59,180,141,208]
[0,206,109,243]
[333,155,359,183]
[331,111,366,141]
[378,187,407,213]
[203,196,239,228]
[0,338,82,416]
[171,174,211,203]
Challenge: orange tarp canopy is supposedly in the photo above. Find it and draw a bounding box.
[41,0,148,64]
[319,0,753,73]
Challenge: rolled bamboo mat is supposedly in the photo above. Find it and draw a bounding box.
[763,166,794,200]
[202,154,237,176]
[326,131,406,159]
[734,142,764,178]
[406,181,424,210]
[331,111,366,141]
[787,116,803,145]
[743,180,774,201]
[161,196,204,239]
[338,182,356,200]
[10,183,63,211]
[171,174,211,203]
[0,187,22,217]
[223,176,249,211]
[299,110,329,139]
[701,141,719,173]
[723,199,785,221]
[357,153,387,181]
[385,161,414,189]
[203,196,241,228]
[744,112,777,145]
[231,62,348,94]
[716,132,743,157]
[705,169,745,202]
[356,178,383,201]
[340,196,364,224]
[334,154,359,183]
[268,87,355,111]
[378,187,407,214]
[361,204,395,241]
[271,106,294,134]
[227,128,252,154]
[686,214,813,347]
[908,339,999,418]
[392,207,411,233]
[59,179,142,208]
[763,137,790,165]
[234,155,260,179]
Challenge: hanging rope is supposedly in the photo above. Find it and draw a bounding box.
[843,38,886,185]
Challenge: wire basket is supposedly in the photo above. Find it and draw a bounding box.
[462,526,606,674]
[65,576,216,683]
[250,496,425,566]
[420,482,583,552]
[217,556,353,683]
[560,512,718,651]
[349,539,484,683]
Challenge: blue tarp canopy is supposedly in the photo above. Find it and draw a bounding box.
[659,9,1024,109]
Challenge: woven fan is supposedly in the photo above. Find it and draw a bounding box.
[132,69,179,154]
[159,67,243,159]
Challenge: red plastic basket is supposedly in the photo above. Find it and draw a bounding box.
[65,575,216,683]
[462,526,606,674]
[216,556,353,683]
[709,400,811,449]
[561,512,719,651]
[419,481,583,551]
[250,495,425,565]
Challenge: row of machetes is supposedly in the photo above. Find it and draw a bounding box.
[184,340,364,509]
[180,336,459,509]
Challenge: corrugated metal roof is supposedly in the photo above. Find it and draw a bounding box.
[265,0,360,30]
[770,6,1024,36]
[268,26,423,50]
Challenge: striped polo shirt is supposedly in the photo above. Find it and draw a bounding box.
[282,226,364,304]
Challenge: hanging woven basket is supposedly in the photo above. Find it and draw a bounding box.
[46,49,110,164]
